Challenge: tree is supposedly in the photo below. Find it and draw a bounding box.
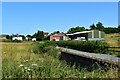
[90,24,96,30]
[20,35,25,40]
[6,35,10,39]
[32,30,44,41]
[67,26,86,34]
[118,25,120,33]
[26,34,32,38]
[96,22,104,31]
[51,31,60,34]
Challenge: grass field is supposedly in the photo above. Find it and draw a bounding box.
[105,33,120,47]
[1,42,119,78]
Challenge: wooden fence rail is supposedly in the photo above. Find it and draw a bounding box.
[56,46,120,67]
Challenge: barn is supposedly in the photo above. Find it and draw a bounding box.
[12,36,23,41]
[50,33,68,41]
[66,30,105,41]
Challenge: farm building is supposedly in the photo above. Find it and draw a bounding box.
[12,36,23,41]
[50,33,68,41]
[32,38,36,42]
[66,30,105,41]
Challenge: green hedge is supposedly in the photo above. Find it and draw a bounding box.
[54,41,109,54]
[32,40,109,54]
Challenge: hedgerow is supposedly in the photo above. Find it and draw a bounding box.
[54,41,109,54]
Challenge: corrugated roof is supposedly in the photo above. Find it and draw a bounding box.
[66,31,91,36]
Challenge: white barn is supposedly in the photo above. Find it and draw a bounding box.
[12,37,23,41]
[32,38,36,42]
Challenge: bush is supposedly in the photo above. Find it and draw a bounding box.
[55,41,109,54]
[32,41,56,54]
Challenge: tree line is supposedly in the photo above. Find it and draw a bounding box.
[2,22,120,41]
[67,22,120,34]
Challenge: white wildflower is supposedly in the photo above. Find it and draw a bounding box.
[19,64,24,67]
[24,67,28,70]
[24,60,29,62]
[31,64,37,66]
[83,76,86,78]
[27,68,31,71]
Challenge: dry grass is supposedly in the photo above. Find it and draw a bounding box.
[2,42,40,64]
[105,33,120,47]
[1,42,119,78]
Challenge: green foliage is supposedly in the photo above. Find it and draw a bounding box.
[103,27,118,34]
[1,39,22,43]
[67,26,86,34]
[2,42,118,78]
[51,31,60,35]
[118,25,120,33]
[55,41,109,54]
[118,38,120,47]
[32,41,56,54]
[90,22,104,31]
[32,30,44,41]
[89,22,120,34]
[6,35,10,39]
[90,24,96,30]
[96,22,104,31]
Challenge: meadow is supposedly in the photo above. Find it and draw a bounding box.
[105,33,120,47]
[1,41,119,78]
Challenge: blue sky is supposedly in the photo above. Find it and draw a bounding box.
[2,2,118,35]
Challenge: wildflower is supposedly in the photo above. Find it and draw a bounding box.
[24,60,29,62]
[24,67,28,70]
[83,76,86,78]
[19,64,24,67]
[31,64,37,66]
[27,68,31,71]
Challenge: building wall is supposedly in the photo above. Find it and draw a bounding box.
[88,30,105,40]
[50,35,61,41]
[12,37,22,40]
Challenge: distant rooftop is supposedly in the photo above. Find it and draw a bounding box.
[66,31,91,36]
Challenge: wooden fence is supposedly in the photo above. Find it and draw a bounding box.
[56,46,120,68]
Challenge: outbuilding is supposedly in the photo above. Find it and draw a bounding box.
[12,37,23,41]
[50,33,68,41]
[66,30,105,41]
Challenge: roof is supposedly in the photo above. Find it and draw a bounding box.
[51,33,65,36]
[66,31,91,36]
[44,32,49,34]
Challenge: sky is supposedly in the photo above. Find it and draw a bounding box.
[2,2,118,35]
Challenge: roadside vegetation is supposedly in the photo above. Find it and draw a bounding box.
[2,42,119,78]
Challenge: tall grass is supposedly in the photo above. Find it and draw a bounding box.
[2,42,119,78]
[0,42,2,80]
[105,33,120,47]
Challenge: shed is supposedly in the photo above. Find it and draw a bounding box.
[66,30,105,41]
